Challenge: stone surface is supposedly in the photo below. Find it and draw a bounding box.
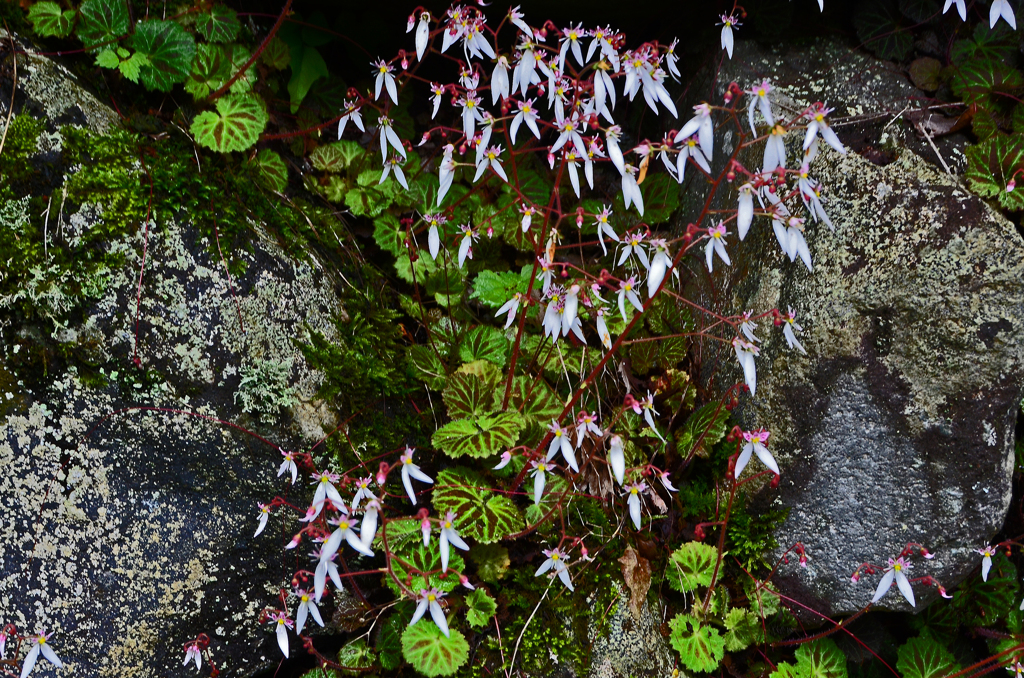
[0,37,344,677]
[686,37,1024,617]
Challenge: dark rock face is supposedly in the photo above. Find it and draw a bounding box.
[0,35,343,676]
[691,38,1024,616]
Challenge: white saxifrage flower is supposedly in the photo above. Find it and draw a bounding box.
[624,480,647,530]
[608,435,626,485]
[535,547,574,591]
[411,587,450,637]
[732,336,760,395]
[547,420,579,472]
[19,630,62,678]
[474,145,509,183]
[676,134,712,181]
[746,79,775,134]
[457,224,477,268]
[737,183,755,240]
[372,59,399,105]
[617,276,643,322]
[496,293,523,329]
[360,499,381,546]
[978,545,998,581]
[439,511,471,571]
[313,548,345,602]
[294,588,325,634]
[871,556,916,607]
[705,222,732,272]
[763,124,788,172]
[337,100,364,139]
[380,156,410,190]
[942,0,967,20]
[720,14,740,59]
[306,471,346,522]
[676,103,714,161]
[736,428,779,478]
[530,459,554,505]
[414,11,430,61]
[991,0,1017,28]
[647,239,673,298]
[351,476,377,509]
[576,411,603,447]
[400,446,433,504]
[620,164,645,215]
[803,103,846,155]
[255,502,270,537]
[377,115,407,165]
[183,643,202,671]
[278,449,298,484]
[322,511,375,560]
[596,308,612,349]
[782,307,807,354]
[268,612,293,658]
[491,56,511,105]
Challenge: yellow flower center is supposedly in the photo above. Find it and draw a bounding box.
[552,554,560,560]
[302,594,309,602]
[444,521,452,528]
[894,563,902,572]
[428,594,436,601]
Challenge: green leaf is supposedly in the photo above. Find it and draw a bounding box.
[401,622,469,677]
[195,6,240,43]
[795,638,848,678]
[896,632,960,678]
[76,0,130,50]
[854,0,912,61]
[669,614,725,673]
[470,268,530,309]
[465,589,497,629]
[252,150,288,192]
[458,326,509,367]
[723,608,761,652]
[387,543,465,595]
[469,544,510,582]
[744,579,782,618]
[374,213,405,256]
[677,402,730,460]
[442,365,500,419]
[965,135,1024,211]
[667,541,718,593]
[184,43,232,99]
[955,552,1018,625]
[950,58,1024,116]
[432,412,525,460]
[336,639,375,673]
[508,375,563,421]
[191,93,268,153]
[408,345,448,391]
[288,45,329,113]
[951,22,1016,66]
[432,467,525,543]
[638,172,680,224]
[311,140,364,173]
[261,37,291,70]
[28,2,74,38]
[770,663,803,678]
[95,48,120,69]
[131,19,196,92]
[898,0,941,23]
[377,614,404,671]
[117,51,149,82]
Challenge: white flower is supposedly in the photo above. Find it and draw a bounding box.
[737,183,755,240]
[746,79,775,134]
[268,612,293,658]
[183,643,202,671]
[530,460,554,505]
[942,0,967,20]
[458,91,484,140]
[437,144,456,205]
[255,502,271,537]
[593,64,617,120]
[294,588,325,634]
[720,14,740,59]
[593,205,619,255]
[620,165,645,215]
[782,307,807,354]
[457,224,477,268]
[658,471,679,493]
[377,115,407,165]
[509,6,532,37]
[429,82,446,119]
[551,111,588,157]
[400,446,433,504]
[380,156,410,190]
[705,223,732,273]
[675,103,714,161]
[547,420,579,471]
[871,556,916,607]
[474,145,509,183]
[736,428,779,478]
[739,310,760,343]
[596,308,612,350]
[802,103,846,155]
[772,215,813,271]
[665,38,681,80]
[576,411,603,447]
[360,499,381,546]
[558,23,586,69]
[352,476,377,509]
[492,56,511,104]
[496,293,523,329]
[494,450,513,470]
[411,588,450,637]
[979,545,998,581]
[608,435,626,485]
[617,230,649,269]
[20,631,62,678]
[414,11,430,61]
[617,276,644,323]
[647,240,673,298]
[624,481,646,530]
[372,59,399,105]
[425,213,446,260]
[313,549,345,602]
[763,124,787,172]
[277,449,298,484]
[322,511,375,561]
[439,511,471,571]
[991,0,1017,28]
[337,100,365,139]
[535,547,574,591]
[676,134,712,181]
[639,392,666,443]
[732,336,759,396]
[306,471,346,522]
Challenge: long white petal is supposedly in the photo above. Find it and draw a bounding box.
[628,493,642,530]
[297,603,309,634]
[429,600,451,637]
[558,567,575,591]
[428,225,440,260]
[447,531,470,551]
[277,623,290,657]
[722,25,734,59]
[740,352,757,396]
[982,555,993,582]
[345,528,375,557]
[738,194,753,240]
[402,466,417,504]
[533,470,545,505]
[871,569,896,603]
[314,560,328,601]
[440,529,450,571]
[754,442,780,475]
[735,445,753,478]
[309,600,325,627]
[20,645,40,678]
[895,571,916,607]
[410,599,429,626]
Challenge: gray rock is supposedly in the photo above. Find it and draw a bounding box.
[685,37,1024,617]
[0,37,343,676]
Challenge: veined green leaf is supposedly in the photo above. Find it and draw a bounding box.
[667,541,719,593]
[252,150,288,192]
[795,638,848,678]
[195,6,240,43]
[965,135,1024,211]
[191,93,268,153]
[76,0,129,50]
[131,19,195,92]
[465,589,497,629]
[432,412,525,459]
[401,622,469,677]
[432,467,524,543]
[896,632,960,678]
[677,402,730,460]
[28,2,75,38]
[311,140,364,173]
[669,614,725,673]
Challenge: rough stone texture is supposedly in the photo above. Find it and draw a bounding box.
[688,37,1024,617]
[587,584,676,678]
[0,39,343,677]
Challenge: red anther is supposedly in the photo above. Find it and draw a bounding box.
[726,170,736,182]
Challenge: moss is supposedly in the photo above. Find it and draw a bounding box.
[0,114,46,185]
[234,358,297,424]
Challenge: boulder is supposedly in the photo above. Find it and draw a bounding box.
[0,33,343,676]
[686,37,1024,616]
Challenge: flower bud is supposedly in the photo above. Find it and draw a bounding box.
[1009,179,1017,192]
[487,226,494,238]
[286,534,301,550]
[851,573,860,583]
[376,461,390,485]
[694,525,705,540]
[770,474,780,489]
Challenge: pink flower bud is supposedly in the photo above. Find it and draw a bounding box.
[1008,179,1017,192]
[851,573,860,583]
[487,226,494,238]
[286,534,301,550]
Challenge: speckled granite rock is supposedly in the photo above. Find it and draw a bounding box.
[687,38,1024,617]
[0,35,342,677]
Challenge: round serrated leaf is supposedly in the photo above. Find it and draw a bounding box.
[28,2,74,38]
[432,467,524,543]
[185,43,232,99]
[443,370,499,419]
[386,543,464,595]
[432,412,524,459]
[965,135,1024,211]
[311,140,364,173]
[896,633,959,678]
[669,614,725,674]
[195,6,240,43]
[457,326,509,367]
[854,0,912,61]
[262,37,290,70]
[191,93,268,153]
[465,589,497,629]
[795,638,848,678]
[131,19,196,92]
[77,0,130,49]
[401,622,469,677]
[667,541,719,593]
[376,613,405,671]
[253,150,287,192]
